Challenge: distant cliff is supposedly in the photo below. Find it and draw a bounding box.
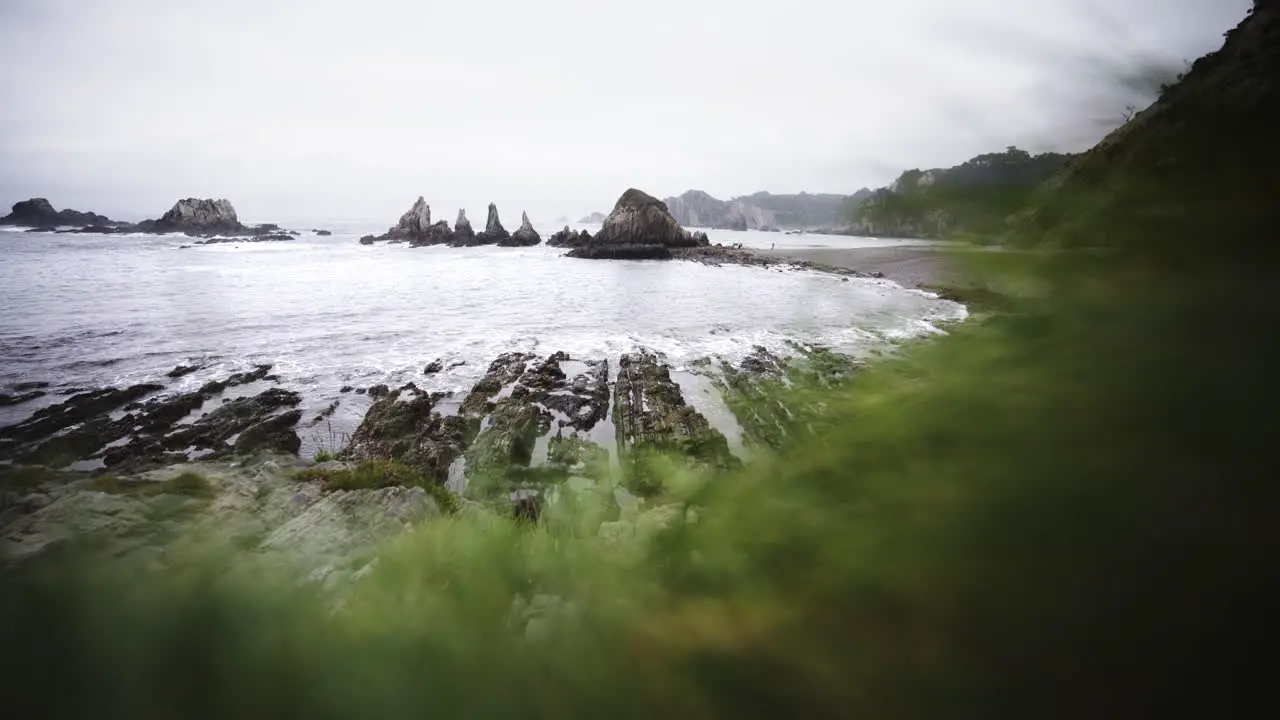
[662,190,867,231]
[849,147,1076,240]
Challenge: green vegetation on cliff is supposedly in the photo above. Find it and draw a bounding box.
[2,3,1277,717]
[850,146,1075,240]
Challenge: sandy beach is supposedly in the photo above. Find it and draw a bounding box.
[751,246,958,289]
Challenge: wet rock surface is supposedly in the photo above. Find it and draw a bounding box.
[343,383,474,483]
[0,383,164,450]
[0,365,304,471]
[459,352,610,500]
[0,390,46,407]
[613,350,737,492]
[697,343,861,451]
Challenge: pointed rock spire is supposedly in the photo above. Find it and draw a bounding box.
[452,208,475,245]
[507,210,542,246]
[476,202,510,244]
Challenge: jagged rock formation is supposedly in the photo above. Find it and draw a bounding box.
[137,198,245,236]
[613,350,737,494]
[366,196,433,244]
[547,226,592,248]
[0,198,119,228]
[0,366,300,472]
[504,211,541,246]
[567,189,709,260]
[452,209,475,245]
[343,383,474,482]
[476,203,510,244]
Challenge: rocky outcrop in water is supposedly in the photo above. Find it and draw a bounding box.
[342,383,474,482]
[546,226,592,248]
[473,203,509,245]
[0,365,299,471]
[0,198,119,228]
[136,198,245,236]
[372,196,432,243]
[567,189,709,260]
[694,345,859,452]
[504,212,541,246]
[452,209,476,246]
[460,352,610,499]
[613,350,737,494]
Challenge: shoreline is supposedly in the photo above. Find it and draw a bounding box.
[748,246,955,289]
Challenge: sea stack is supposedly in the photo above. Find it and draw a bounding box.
[567,188,708,260]
[504,211,541,246]
[1,198,118,229]
[138,198,245,236]
[452,209,476,246]
[477,203,510,244]
[381,196,432,244]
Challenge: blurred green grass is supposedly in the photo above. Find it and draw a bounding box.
[3,4,1279,717]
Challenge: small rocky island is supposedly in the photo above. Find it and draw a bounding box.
[2,197,298,242]
[360,199,540,248]
[567,189,710,260]
[1,198,125,232]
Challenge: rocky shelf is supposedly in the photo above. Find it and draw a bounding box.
[0,342,867,571]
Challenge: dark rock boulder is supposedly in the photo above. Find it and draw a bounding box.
[504,211,542,247]
[451,209,476,246]
[543,359,609,432]
[423,359,444,375]
[343,383,476,482]
[166,363,205,379]
[359,235,377,245]
[138,198,245,236]
[0,390,46,407]
[314,229,332,236]
[459,353,535,416]
[198,364,273,395]
[162,388,301,453]
[0,198,119,228]
[233,409,303,456]
[566,188,706,260]
[476,203,510,245]
[0,383,163,449]
[411,220,455,247]
[546,226,592,248]
[570,244,672,260]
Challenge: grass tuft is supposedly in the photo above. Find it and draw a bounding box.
[294,460,460,514]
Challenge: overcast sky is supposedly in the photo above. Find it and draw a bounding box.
[0,0,1251,223]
